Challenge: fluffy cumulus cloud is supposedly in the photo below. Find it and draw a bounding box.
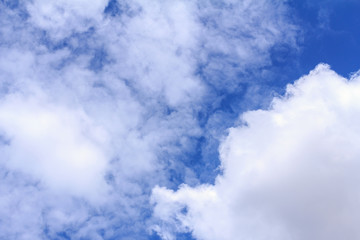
[152,64,360,240]
[0,0,297,239]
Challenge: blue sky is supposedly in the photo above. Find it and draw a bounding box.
[1,0,360,239]
[291,0,360,76]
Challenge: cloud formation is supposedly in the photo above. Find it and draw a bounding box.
[0,0,297,238]
[152,64,360,240]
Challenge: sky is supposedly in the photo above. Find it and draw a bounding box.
[0,0,360,239]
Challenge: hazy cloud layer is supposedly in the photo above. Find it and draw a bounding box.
[152,64,360,240]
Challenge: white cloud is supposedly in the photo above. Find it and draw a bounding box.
[0,91,109,201]
[26,0,108,39]
[152,64,360,240]
[195,0,297,91]
[0,0,298,238]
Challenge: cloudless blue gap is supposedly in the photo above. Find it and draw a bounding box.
[288,0,360,77]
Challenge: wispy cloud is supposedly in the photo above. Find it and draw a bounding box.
[0,0,297,238]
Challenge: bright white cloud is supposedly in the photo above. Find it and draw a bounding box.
[152,64,360,240]
[0,92,109,201]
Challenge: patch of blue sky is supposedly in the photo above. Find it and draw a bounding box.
[104,0,129,17]
[289,0,360,77]
[104,0,140,18]
[104,0,123,17]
